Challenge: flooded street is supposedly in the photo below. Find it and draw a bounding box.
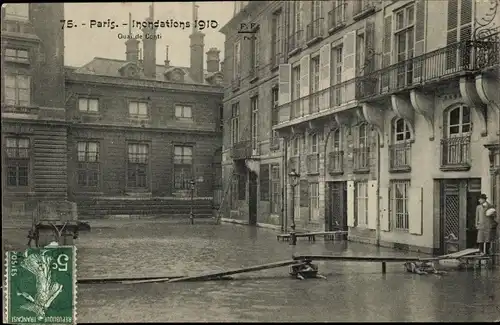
[5,220,500,322]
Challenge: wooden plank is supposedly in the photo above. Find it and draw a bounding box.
[78,275,185,284]
[442,248,479,258]
[277,231,347,239]
[167,260,298,284]
[293,255,424,262]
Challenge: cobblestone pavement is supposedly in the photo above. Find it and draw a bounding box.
[3,220,500,322]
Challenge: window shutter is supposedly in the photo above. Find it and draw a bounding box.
[364,20,375,74]
[319,44,331,111]
[381,15,392,90]
[446,0,459,69]
[379,187,390,231]
[414,0,426,81]
[347,180,356,227]
[342,31,356,102]
[367,180,377,230]
[408,187,423,235]
[300,179,309,207]
[300,54,310,115]
[460,0,472,26]
[278,64,291,122]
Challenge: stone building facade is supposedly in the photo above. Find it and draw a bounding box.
[221,0,499,254]
[2,3,225,221]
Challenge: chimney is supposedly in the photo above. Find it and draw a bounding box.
[164,45,170,68]
[125,13,139,62]
[206,48,220,73]
[142,3,157,78]
[189,2,205,83]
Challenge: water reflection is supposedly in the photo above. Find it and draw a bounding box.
[75,222,500,322]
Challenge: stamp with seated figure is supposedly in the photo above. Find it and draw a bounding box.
[4,245,77,324]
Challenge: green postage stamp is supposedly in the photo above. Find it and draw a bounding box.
[4,246,77,324]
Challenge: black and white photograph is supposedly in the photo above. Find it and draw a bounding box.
[2,0,500,322]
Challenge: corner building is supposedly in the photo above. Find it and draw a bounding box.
[222,0,500,255]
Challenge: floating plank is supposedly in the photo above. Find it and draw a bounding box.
[167,260,298,284]
[78,275,184,284]
[277,231,347,240]
[293,255,424,262]
[439,248,480,259]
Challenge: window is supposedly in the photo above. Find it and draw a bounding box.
[290,136,301,172]
[251,96,259,151]
[252,30,260,71]
[260,164,270,201]
[292,66,301,118]
[270,165,281,214]
[174,146,193,190]
[129,101,148,118]
[231,103,240,146]
[5,48,29,63]
[442,105,472,167]
[354,123,370,171]
[357,123,368,148]
[77,142,99,187]
[127,144,148,188]
[271,88,280,144]
[4,74,30,106]
[294,1,303,35]
[393,118,412,143]
[390,118,412,170]
[447,104,471,137]
[331,46,343,105]
[356,33,365,74]
[175,105,192,119]
[309,182,320,221]
[310,56,320,111]
[446,0,473,69]
[5,137,30,187]
[290,1,303,49]
[391,180,410,230]
[272,10,283,66]
[356,181,369,226]
[394,4,415,86]
[328,128,343,173]
[233,40,241,79]
[4,3,29,20]
[311,1,322,22]
[307,133,320,174]
[78,98,99,113]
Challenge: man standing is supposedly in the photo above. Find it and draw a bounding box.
[476,194,495,254]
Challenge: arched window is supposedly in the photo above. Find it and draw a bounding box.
[392,118,412,143]
[331,128,342,151]
[446,105,471,137]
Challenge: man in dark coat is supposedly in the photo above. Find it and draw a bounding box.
[476,194,495,254]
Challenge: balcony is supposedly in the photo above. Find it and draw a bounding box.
[277,78,359,125]
[356,37,500,101]
[230,140,254,160]
[306,153,320,175]
[306,18,324,46]
[353,147,370,173]
[440,135,471,171]
[288,30,304,57]
[352,0,376,21]
[328,3,347,34]
[389,142,412,173]
[328,151,344,175]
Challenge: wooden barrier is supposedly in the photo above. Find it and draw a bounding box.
[277,231,348,242]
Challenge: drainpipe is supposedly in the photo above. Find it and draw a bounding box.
[376,132,381,246]
[282,136,288,233]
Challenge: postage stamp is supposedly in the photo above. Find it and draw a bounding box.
[4,246,77,324]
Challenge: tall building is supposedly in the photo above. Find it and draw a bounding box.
[2,3,225,221]
[2,3,67,223]
[221,0,499,255]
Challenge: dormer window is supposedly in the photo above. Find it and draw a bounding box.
[119,62,140,78]
[127,66,138,77]
[164,68,185,82]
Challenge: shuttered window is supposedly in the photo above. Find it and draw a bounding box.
[446,0,473,69]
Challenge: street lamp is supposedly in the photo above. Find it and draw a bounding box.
[288,169,300,245]
[189,179,196,225]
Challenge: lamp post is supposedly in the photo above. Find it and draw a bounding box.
[189,179,196,225]
[288,169,300,246]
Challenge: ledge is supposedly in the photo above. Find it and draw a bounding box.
[249,75,259,84]
[353,168,370,174]
[328,24,346,35]
[352,7,375,21]
[389,166,411,173]
[328,170,344,176]
[307,172,320,176]
[306,36,323,47]
[288,47,301,58]
[440,164,471,172]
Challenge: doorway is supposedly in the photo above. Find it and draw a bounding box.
[326,181,347,231]
[248,171,258,226]
[440,178,481,254]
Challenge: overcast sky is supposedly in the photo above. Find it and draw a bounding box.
[64,2,233,68]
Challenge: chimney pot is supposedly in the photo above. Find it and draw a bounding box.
[206,47,220,73]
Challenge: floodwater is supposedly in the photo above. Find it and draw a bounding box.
[10,220,500,322]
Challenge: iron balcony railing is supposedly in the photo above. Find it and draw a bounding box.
[288,30,304,54]
[389,142,412,172]
[440,135,471,169]
[328,3,347,31]
[306,18,324,42]
[353,147,370,172]
[306,153,320,174]
[230,140,253,160]
[353,0,375,18]
[328,151,344,175]
[357,36,500,101]
[277,78,358,124]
